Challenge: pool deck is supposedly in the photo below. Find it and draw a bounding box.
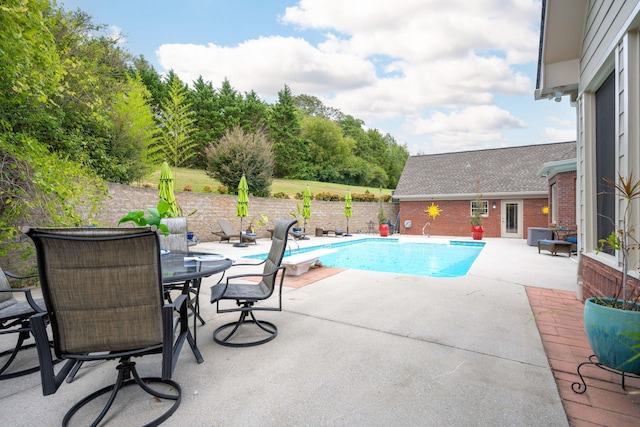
[2,234,640,426]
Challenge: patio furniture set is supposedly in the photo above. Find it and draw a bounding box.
[537,228,577,257]
[0,219,297,426]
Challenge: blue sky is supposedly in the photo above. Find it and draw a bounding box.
[59,0,576,155]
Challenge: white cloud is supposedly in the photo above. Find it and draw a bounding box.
[155,0,568,155]
[109,25,125,45]
[541,127,577,143]
[157,36,376,98]
[406,105,525,134]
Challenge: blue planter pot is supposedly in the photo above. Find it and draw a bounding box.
[584,297,640,374]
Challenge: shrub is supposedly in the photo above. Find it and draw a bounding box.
[202,185,213,193]
[216,184,228,194]
[183,185,192,192]
[272,192,288,199]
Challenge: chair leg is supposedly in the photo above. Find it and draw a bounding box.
[0,329,40,379]
[213,304,278,347]
[62,358,181,427]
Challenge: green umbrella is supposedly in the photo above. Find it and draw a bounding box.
[302,185,312,234]
[159,160,179,216]
[344,190,353,236]
[235,174,249,247]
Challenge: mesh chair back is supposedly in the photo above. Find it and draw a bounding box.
[260,219,297,290]
[159,217,188,252]
[0,268,16,310]
[28,227,164,356]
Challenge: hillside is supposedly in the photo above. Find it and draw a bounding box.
[137,167,394,198]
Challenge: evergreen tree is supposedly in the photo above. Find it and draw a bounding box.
[154,74,198,167]
[268,85,307,178]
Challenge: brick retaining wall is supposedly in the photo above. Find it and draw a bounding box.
[97,183,399,241]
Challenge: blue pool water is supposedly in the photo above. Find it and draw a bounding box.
[245,238,485,277]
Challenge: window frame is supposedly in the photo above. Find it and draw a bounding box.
[470,200,489,217]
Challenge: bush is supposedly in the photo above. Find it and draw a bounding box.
[315,191,342,201]
[202,185,213,193]
[271,192,289,199]
[216,184,228,194]
[183,185,192,192]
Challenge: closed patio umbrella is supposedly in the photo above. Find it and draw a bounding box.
[235,174,249,247]
[344,190,353,236]
[302,185,311,239]
[159,160,179,216]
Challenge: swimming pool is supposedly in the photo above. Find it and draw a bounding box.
[245,238,485,277]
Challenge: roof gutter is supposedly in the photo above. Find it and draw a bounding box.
[395,191,549,202]
[537,158,577,178]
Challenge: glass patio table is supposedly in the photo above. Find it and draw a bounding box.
[161,251,233,362]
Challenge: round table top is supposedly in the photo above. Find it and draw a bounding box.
[161,251,233,283]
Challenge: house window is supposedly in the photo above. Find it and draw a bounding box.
[595,72,616,254]
[550,183,557,224]
[471,200,489,217]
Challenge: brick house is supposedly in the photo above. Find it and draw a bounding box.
[393,142,576,239]
[535,0,640,300]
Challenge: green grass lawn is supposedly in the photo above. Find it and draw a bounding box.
[138,167,393,197]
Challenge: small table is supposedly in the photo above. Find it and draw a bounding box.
[161,251,233,362]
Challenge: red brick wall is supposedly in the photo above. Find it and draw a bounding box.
[549,171,576,229]
[399,198,548,238]
[582,256,640,301]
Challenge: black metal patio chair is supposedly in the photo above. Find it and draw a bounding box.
[210,219,296,347]
[26,226,198,426]
[0,267,48,380]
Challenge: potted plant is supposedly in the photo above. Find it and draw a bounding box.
[584,173,640,375]
[378,206,389,237]
[470,212,484,240]
[247,214,269,234]
[289,203,304,233]
[118,199,172,236]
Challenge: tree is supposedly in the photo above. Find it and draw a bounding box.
[0,0,61,134]
[294,94,344,121]
[241,90,269,133]
[0,134,105,256]
[109,72,158,183]
[189,76,220,168]
[302,115,353,182]
[268,85,307,178]
[154,74,198,166]
[205,126,274,197]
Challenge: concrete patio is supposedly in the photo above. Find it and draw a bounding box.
[1,235,589,426]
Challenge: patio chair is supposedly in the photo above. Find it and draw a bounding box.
[26,227,198,426]
[212,219,257,244]
[159,216,189,252]
[210,219,296,347]
[0,267,48,380]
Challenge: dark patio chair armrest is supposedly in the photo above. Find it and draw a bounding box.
[4,271,38,280]
[226,265,284,283]
[0,287,45,313]
[230,258,267,268]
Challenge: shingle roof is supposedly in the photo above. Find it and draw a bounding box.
[394,141,576,199]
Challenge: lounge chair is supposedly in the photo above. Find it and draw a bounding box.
[210,219,296,347]
[212,219,257,244]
